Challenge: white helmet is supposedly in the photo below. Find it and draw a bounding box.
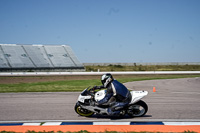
[101,73,113,88]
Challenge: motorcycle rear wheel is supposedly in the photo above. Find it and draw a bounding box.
[127,100,148,117]
[74,104,94,117]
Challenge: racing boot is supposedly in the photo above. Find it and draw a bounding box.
[107,108,120,116]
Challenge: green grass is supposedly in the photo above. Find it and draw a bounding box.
[0,74,200,93]
[0,79,99,93]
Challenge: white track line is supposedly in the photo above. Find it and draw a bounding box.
[163,122,200,125]
[23,123,41,126]
[1,119,200,123]
[42,122,62,126]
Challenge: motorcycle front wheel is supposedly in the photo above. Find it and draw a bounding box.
[74,103,94,117]
[127,100,148,117]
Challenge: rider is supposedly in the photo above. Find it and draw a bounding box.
[93,73,132,115]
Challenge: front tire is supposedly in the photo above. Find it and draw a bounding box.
[74,103,94,117]
[127,100,148,117]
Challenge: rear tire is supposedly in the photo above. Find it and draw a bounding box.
[74,103,94,117]
[127,100,148,117]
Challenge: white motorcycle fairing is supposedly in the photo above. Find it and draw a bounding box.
[78,88,92,103]
[130,91,148,104]
[94,90,107,102]
[78,95,91,103]
[78,89,108,114]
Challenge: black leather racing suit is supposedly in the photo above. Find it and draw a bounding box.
[96,80,132,113]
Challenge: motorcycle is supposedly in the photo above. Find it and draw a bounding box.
[74,86,148,117]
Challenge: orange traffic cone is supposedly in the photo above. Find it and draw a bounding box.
[153,87,156,92]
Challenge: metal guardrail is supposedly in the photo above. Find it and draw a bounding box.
[0,71,200,76]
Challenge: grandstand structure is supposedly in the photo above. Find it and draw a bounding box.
[0,44,84,72]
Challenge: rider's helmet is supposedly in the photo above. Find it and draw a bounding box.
[101,73,113,88]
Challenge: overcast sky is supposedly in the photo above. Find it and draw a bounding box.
[0,0,200,63]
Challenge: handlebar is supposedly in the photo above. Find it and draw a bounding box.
[85,86,100,97]
[87,87,95,96]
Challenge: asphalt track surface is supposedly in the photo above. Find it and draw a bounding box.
[0,77,200,122]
